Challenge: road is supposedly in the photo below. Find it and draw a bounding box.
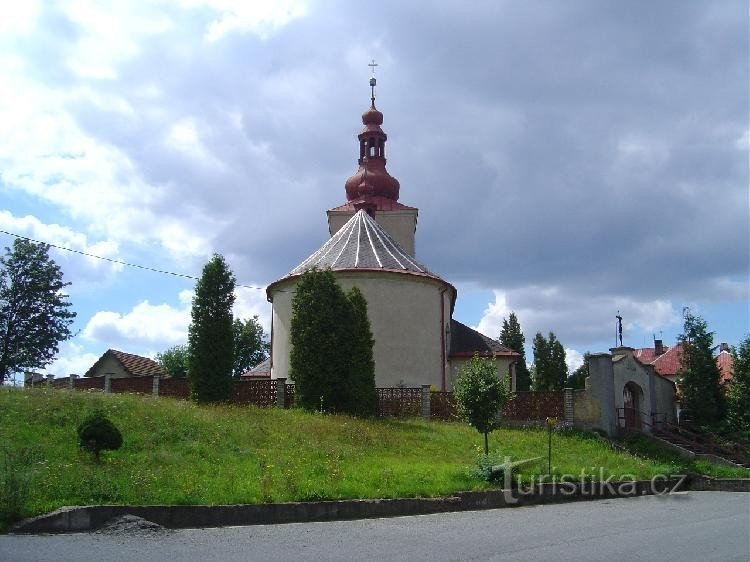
[1,492,748,561]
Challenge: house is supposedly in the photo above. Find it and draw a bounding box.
[85,349,165,379]
[634,339,734,385]
[266,75,519,390]
[240,357,271,379]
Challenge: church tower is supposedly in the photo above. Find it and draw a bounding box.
[327,67,419,257]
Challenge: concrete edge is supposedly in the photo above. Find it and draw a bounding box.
[15,476,741,534]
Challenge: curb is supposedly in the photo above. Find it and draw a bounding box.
[10,476,747,534]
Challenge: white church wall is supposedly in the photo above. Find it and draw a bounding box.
[269,270,454,389]
[447,356,515,392]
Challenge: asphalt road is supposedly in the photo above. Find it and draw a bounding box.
[1,492,748,561]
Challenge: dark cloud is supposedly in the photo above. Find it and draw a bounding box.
[14,0,748,332]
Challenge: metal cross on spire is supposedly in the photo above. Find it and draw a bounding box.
[368,59,378,106]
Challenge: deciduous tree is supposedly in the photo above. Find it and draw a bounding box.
[188,254,235,403]
[0,239,76,382]
[454,354,514,455]
[156,345,189,379]
[232,316,269,378]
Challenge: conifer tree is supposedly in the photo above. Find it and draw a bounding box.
[347,286,377,416]
[532,331,568,391]
[726,335,750,432]
[678,309,725,427]
[499,312,531,391]
[290,268,355,413]
[188,254,235,403]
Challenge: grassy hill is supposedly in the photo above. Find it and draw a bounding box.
[1,387,747,529]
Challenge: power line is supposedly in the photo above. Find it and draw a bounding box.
[0,229,266,291]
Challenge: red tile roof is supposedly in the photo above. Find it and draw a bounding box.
[86,349,165,378]
[634,343,733,383]
[716,350,734,384]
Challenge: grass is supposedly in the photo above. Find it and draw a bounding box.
[1,387,747,529]
[618,432,750,479]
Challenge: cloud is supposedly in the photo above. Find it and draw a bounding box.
[82,290,193,348]
[565,348,584,373]
[1,0,746,362]
[79,285,271,353]
[43,341,101,377]
[475,288,681,349]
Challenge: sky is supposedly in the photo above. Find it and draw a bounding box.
[0,0,747,380]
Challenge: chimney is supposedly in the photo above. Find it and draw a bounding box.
[654,339,664,356]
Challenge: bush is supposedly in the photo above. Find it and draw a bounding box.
[77,410,123,461]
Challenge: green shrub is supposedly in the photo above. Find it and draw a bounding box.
[77,410,123,461]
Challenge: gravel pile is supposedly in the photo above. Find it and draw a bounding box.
[95,514,167,536]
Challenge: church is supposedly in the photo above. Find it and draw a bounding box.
[266,73,519,391]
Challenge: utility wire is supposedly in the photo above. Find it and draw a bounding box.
[0,229,266,291]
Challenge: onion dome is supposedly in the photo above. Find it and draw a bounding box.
[344,75,401,205]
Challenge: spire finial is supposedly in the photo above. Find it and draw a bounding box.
[368,59,378,107]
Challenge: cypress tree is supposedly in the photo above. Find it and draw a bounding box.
[188,254,236,403]
[726,336,750,432]
[678,309,725,427]
[532,331,568,391]
[499,312,531,391]
[347,286,377,416]
[290,268,355,413]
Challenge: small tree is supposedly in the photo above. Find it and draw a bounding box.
[188,254,235,403]
[726,335,750,433]
[500,312,531,391]
[156,345,189,378]
[232,316,269,378]
[567,352,590,390]
[454,354,514,455]
[77,411,123,461]
[290,268,355,413]
[678,309,725,427]
[347,286,377,416]
[0,239,76,382]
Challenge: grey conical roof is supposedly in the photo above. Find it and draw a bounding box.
[288,209,438,277]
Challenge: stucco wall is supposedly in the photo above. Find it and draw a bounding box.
[270,270,454,389]
[327,209,418,257]
[89,356,129,378]
[572,388,602,430]
[654,374,677,423]
[448,356,515,392]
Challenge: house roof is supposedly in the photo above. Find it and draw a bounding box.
[240,357,271,378]
[449,320,519,358]
[276,210,450,289]
[634,343,733,383]
[716,350,734,384]
[86,349,165,378]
